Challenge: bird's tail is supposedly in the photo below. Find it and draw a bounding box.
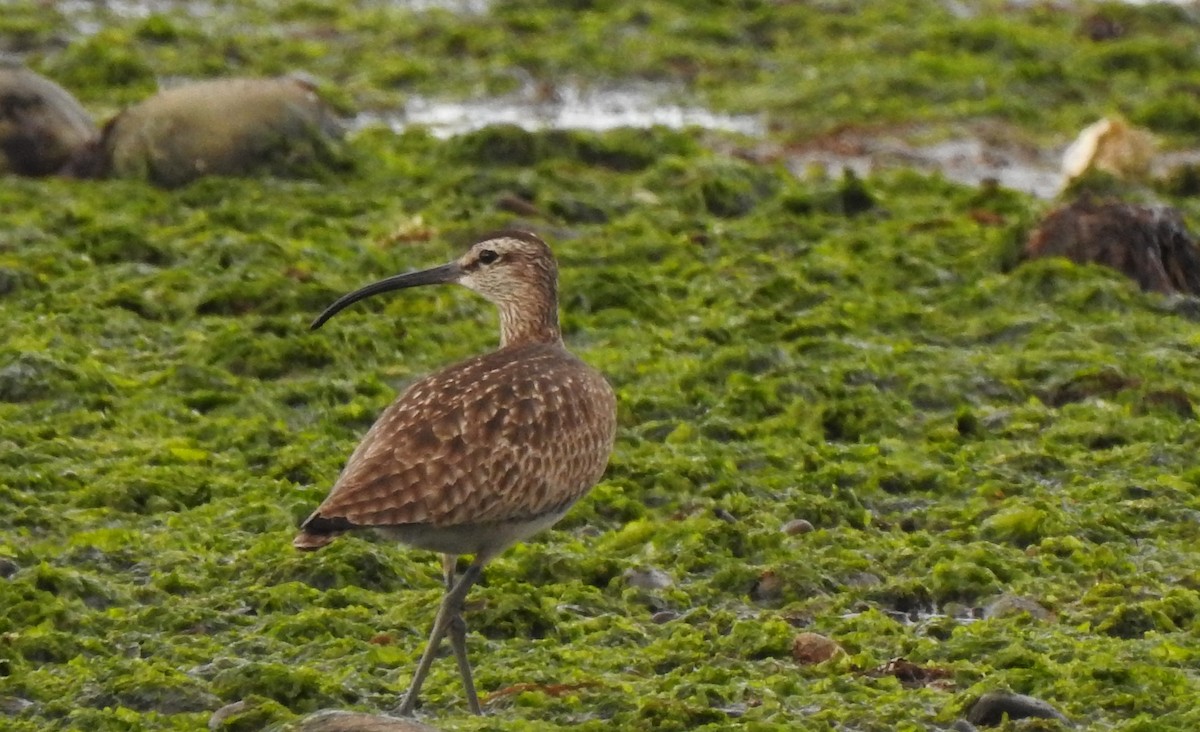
[292,531,338,551]
[292,512,354,551]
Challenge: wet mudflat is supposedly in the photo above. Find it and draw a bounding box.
[2,1,1200,731]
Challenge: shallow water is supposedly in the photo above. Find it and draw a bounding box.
[785,129,1200,201]
[385,0,490,12]
[782,126,1066,200]
[353,82,768,138]
[53,0,219,35]
[48,0,486,36]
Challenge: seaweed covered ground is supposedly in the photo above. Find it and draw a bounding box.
[3,1,1200,730]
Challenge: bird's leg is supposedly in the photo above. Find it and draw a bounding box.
[398,557,485,716]
[441,554,481,714]
[441,553,458,591]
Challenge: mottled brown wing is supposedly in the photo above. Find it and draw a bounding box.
[301,342,616,534]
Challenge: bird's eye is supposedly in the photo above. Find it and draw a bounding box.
[478,249,499,265]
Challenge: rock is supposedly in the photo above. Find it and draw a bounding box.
[650,610,679,624]
[965,691,1070,727]
[1080,12,1125,42]
[1061,117,1154,186]
[750,569,783,602]
[782,518,814,535]
[0,266,37,298]
[982,594,1055,622]
[1043,367,1137,408]
[712,507,737,523]
[0,696,34,715]
[0,61,98,176]
[844,571,882,589]
[206,695,293,729]
[209,700,249,729]
[0,354,62,403]
[495,192,543,218]
[622,567,673,591]
[949,720,979,732]
[285,710,440,731]
[79,76,346,187]
[1024,196,1200,296]
[791,632,843,665]
[0,556,18,579]
[1137,388,1195,419]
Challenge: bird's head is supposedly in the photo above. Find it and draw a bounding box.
[311,230,561,346]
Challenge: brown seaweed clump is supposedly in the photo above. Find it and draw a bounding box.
[1024,197,1200,296]
[0,61,99,176]
[75,76,346,187]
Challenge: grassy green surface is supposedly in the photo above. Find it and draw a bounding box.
[2,1,1200,730]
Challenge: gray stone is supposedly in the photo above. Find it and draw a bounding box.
[0,62,97,176]
[965,691,1070,726]
[983,594,1054,622]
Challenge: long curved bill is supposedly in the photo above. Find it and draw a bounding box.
[311,261,463,330]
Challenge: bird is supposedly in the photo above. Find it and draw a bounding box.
[293,230,618,716]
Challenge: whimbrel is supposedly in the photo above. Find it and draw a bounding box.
[294,230,617,716]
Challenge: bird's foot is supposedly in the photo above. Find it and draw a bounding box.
[395,690,420,717]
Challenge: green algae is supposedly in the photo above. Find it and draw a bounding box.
[7,130,1199,729]
[3,1,1200,731]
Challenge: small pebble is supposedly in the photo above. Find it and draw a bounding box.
[965,691,1070,726]
[623,567,673,591]
[782,518,815,535]
[792,632,843,665]
[650,610,679,624]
